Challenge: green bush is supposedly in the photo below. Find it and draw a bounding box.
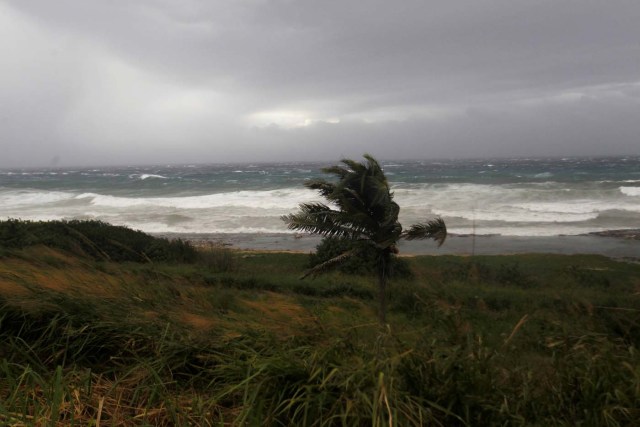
[308,236,413,279]
[0,219,197,263]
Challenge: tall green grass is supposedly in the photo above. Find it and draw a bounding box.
[2,290,638,426]
[1,222,639,425]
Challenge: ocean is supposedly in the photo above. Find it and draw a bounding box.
[1,156,639,238]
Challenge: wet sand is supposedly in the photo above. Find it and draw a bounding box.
[156,230,640,260]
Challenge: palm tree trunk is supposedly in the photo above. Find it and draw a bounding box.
[378,253,388,324]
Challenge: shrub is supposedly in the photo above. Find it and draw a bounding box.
[308,236,413,279]
[0,219,198,263]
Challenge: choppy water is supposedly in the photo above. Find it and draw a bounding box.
[1,156,639,237]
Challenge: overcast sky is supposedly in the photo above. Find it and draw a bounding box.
[1,0,639,167]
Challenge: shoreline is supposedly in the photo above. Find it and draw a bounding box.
[154,229,640,260]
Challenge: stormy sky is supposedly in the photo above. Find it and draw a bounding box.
[1,0,639,168]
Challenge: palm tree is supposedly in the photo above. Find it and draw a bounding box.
[282,154,446,323]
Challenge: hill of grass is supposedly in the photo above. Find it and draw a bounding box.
[0,221,639,425]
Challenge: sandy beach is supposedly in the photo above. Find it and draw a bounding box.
[155,230,640,260]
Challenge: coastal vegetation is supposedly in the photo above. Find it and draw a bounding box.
[1,220,639,425]
[282,154,446,323]
[0,218,197,263]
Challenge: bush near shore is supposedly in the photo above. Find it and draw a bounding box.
[0,220,639,426]
[0,219,197,263]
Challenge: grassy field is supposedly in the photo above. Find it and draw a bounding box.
[1,221,639,426]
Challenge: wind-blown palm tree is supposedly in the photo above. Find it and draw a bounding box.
[282,154,446,323]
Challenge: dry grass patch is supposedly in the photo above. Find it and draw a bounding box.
[0,248,126,298]
[241,292,319,335]
[179,312,216,331]
[0,277,30,297]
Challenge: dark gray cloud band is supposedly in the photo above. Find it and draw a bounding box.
[1,0,638,167]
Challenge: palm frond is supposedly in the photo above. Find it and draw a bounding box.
[402,217,447,246]
[340,187,366,212]
[299,249,357,279]
[340,159,366,174]
[368,178,392,209]
[281,203,368,240]
[304,179,335,198]
[374,221,403,248]
[322,165,351,179]
[381,202,400,226]
[362,153,380,167]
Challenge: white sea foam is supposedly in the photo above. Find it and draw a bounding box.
[491,210,593,223]
[445,225,607,237]
[0,213,69,222]
[620,186,640,197]
[130,174,168,180]
[131,222,293,234]
[2,167,640,236]
[76,189,319,210]
[431,208,599,223]
[534,172,553,178]
[395,183,640,224]
[0,190,76,207]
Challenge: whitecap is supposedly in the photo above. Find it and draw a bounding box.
[432,208,599,223]
[129,222,292,234]
[534,172,553,178]
[139,174,167,180]
[128,173,163,180]
[74,189,319,210]
[0,190,76,207]
[620,186,640,197]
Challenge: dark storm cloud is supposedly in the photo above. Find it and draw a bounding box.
[1,0,639,167]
